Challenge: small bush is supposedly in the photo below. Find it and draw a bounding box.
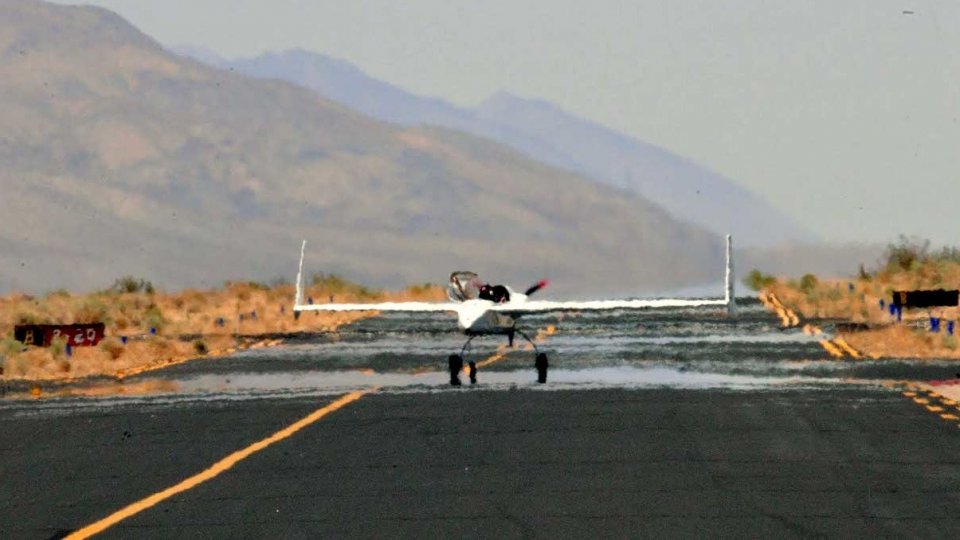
[311,273,382,300]
[885,235,930,272]
[15,311,42,325]
[50,336,66,358]
[46,288,71,299]
[193,339,208,355]
[1,337,24,356]
[75,298,110,324]
[99,338,125,360]
[744,269,777,291]
[799,274,819,294]
[144,304,165,332]
[106,276,155,295]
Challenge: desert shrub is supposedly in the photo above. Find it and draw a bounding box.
[824,287,843,301]
[114,316,130,331]
[50,336,66,358]
[99,338,125,360]
[14,311,42,325]
[226,281,269,301]
[935,246,960,263]
[1,337,24,356]
[106,276,155,295]
[75,298,110,324]
[744,269,777,291]
[885,235,930,272]
[858,264,871,281]
[311,273,381,300]
[144,304,165,332]
[193,339,208,355]
[799,274,819,294]
[46,288,71,299]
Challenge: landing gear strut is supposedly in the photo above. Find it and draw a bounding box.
[448,328,549,386]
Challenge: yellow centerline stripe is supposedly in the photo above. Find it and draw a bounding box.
[819,339,844,358]
[832,337,862,359]
[474,325,556,369]
[475,344,508,369]
[66,389,373,539]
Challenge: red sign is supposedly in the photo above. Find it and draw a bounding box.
[14,324,106,347]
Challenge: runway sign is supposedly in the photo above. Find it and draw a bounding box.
[13,323,106,347]
[892,289,959,308]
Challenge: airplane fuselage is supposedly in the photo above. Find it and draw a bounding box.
[455,293,528,334]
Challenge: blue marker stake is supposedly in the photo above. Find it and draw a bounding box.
[896,306,902,322]
[121,336,128,345]
[879,299,885,310]
[948,321,955,336]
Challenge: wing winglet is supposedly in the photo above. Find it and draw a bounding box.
[295,240,307,309]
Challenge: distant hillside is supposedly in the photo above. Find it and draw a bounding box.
[0,0,723,296]
[204,48,812,247]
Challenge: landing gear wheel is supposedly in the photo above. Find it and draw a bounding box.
[468,361,477,385]
[535,353,549,384]
[448,354,463,386]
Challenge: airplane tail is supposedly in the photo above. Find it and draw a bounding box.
[524,279,549,296]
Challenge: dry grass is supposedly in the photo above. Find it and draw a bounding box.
[1,280,446,381]
[760,255,960,359]
[842,326,960,360]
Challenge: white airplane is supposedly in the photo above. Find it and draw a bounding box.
[293,237,736,385]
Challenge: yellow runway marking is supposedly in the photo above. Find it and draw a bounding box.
[926,406,944,412]
[940,414,959,421]
[902,392,917,397]
[942,399,957,406]
[832,337,861,359]
[66,389,372,539]
[819,340,844,358]
[913,397,930,404]
[474,344,508,369]
[474,325,556,369]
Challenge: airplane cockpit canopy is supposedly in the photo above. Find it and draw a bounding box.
[447,271,484,302]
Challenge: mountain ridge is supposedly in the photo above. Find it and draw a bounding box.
[200,47,812,247]
[1,0,723,297]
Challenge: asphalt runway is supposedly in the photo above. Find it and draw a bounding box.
[3,302,960,538]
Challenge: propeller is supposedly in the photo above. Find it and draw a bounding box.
[524,279,549,296]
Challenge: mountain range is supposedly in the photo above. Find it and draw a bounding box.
[193,48,812,247]
[1,0,728,297]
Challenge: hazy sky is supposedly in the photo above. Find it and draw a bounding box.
[56,0,960,246]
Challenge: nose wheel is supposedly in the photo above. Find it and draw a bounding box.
[535,353,548,383]
[446,355,477,386]
[448,354,463,386]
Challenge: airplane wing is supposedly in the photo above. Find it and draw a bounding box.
[489,298,727,316]
[293,301,460,313]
